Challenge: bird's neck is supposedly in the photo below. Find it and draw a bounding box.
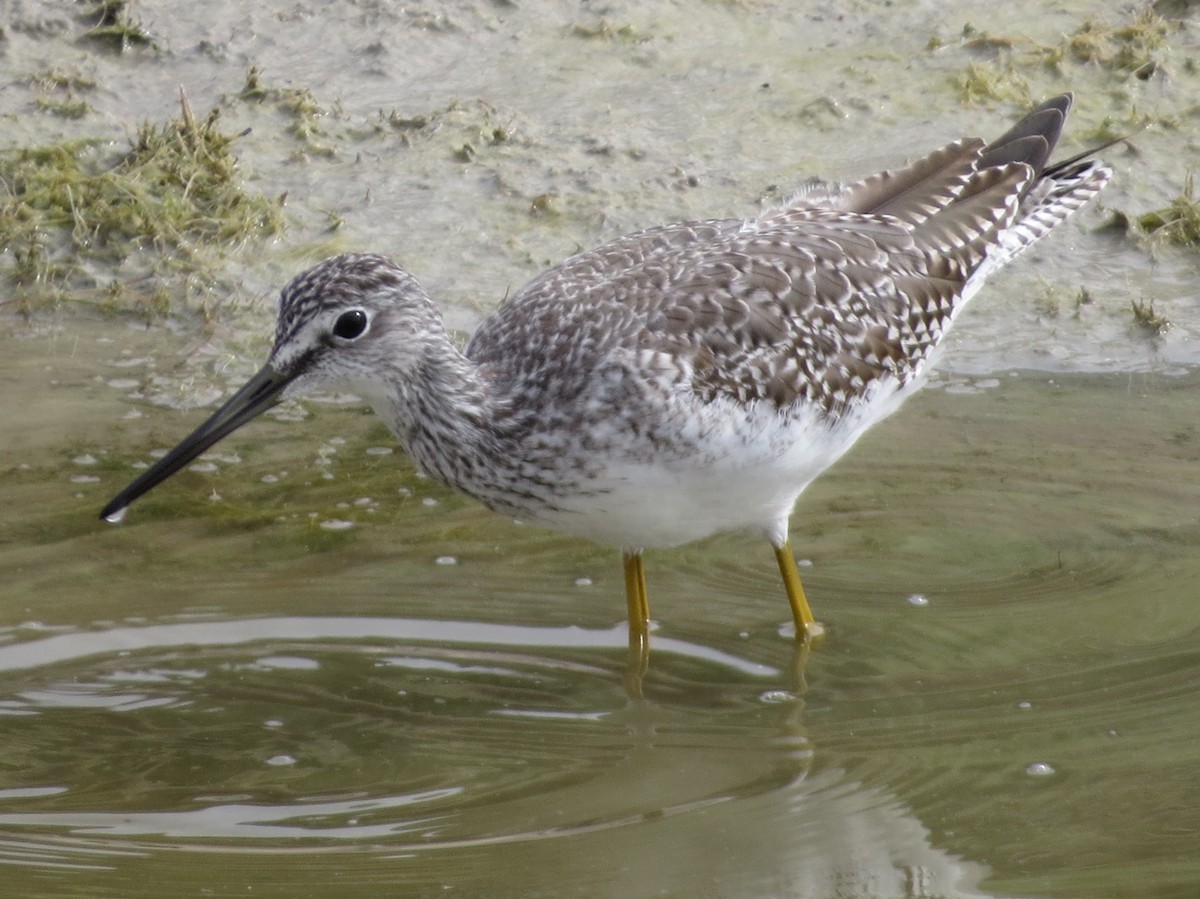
[364,340,508,499]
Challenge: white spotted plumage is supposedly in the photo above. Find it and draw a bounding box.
[101,95,1112,639]
[265,94,1110,553]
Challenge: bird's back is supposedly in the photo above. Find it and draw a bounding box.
[459,95,1112,551]
[467,95,1109,432]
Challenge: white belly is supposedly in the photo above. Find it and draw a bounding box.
[526,382,912,550]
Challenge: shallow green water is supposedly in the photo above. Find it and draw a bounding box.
[3,0,1199,895]
[3,327,1199,898]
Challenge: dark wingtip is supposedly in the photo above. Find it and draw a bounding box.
[979,94,1075,174]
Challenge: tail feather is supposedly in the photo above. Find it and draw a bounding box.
[835,139,984,227]
[977,93,1072,173]
[995,158,1111,266]
[917,93,1111,272]
[834,93,1088,230]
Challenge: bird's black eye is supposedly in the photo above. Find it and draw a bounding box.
[332,309,369,340]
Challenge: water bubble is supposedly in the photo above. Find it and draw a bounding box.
[574,577,593,587]
[436,556,458,566]
[265,754,296,767]
[1026,762,1056,777]
[906,593,930,607]
[72,454,98,466]
[257,656,319,671]
[319,519,354,531]
[759,690,797,704]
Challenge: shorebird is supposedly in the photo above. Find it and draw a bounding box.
[101,93,1110,663]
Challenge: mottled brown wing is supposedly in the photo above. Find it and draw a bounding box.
[469,93,1102,422]
[469,209,962,420]
[639,217,968,417]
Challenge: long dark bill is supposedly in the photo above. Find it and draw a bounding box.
[99,365,296,522]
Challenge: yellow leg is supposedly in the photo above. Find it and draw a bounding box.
[774,542,825,641]
[623,550,650,633]
[623,550,650,698]
[789,630,814,695]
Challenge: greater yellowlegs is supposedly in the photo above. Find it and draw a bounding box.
[101,94,1110,653]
